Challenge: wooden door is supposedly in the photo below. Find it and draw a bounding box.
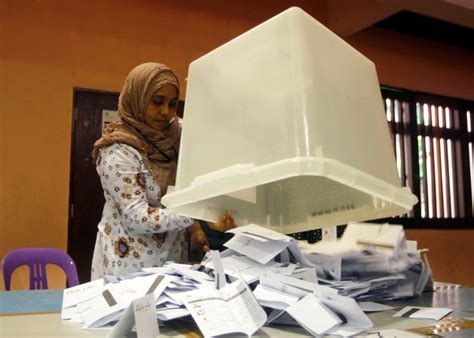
[68,88,120,283]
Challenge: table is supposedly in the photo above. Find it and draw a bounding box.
[1,286,473,337]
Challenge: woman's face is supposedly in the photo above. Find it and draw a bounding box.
[144,84,178,131]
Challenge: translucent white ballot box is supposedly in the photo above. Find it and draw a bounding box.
[162,7,417,234]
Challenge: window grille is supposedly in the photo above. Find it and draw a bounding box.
[381,86,473,228]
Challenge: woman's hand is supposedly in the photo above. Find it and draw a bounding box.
[208,212,236,232]
[188,222,209,262]
[188,212,236,263]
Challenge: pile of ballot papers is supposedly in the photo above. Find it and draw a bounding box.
[61,223,432,337]
[298,222,433,301]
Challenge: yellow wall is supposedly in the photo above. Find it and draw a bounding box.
[0,0,472,289]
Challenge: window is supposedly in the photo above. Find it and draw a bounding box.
[381,86,473,228]
[292,86,473,242]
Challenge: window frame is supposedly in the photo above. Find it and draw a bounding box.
[375,85,473,229]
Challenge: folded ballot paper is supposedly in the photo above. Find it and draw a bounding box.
[177,279,267,337]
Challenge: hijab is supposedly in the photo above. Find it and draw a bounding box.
[92,62,180,194]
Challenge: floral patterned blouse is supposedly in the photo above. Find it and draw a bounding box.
[91,143,193,280]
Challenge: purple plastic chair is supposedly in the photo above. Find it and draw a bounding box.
[2,248,79,290]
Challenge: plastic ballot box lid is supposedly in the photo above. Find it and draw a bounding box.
[162,7,418,234]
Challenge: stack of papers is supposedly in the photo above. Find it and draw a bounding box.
[61,222,434,337]
[298,222,433,301]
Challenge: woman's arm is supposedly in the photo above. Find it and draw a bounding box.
[97,144,193,234]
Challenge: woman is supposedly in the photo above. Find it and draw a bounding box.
[91,62,217,280]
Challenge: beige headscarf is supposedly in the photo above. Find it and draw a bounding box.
[92,62,180,194]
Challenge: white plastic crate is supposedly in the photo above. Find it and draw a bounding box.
[162,7,417,233]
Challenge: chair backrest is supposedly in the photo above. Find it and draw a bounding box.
[2,248,79,290]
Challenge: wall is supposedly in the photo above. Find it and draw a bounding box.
[347,26,474,100]
[405,229,473,285]
[0,0,472,289]
[0,0,327,290]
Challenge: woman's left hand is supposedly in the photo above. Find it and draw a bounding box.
[188,222,209,262]
[208,212,236,232]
